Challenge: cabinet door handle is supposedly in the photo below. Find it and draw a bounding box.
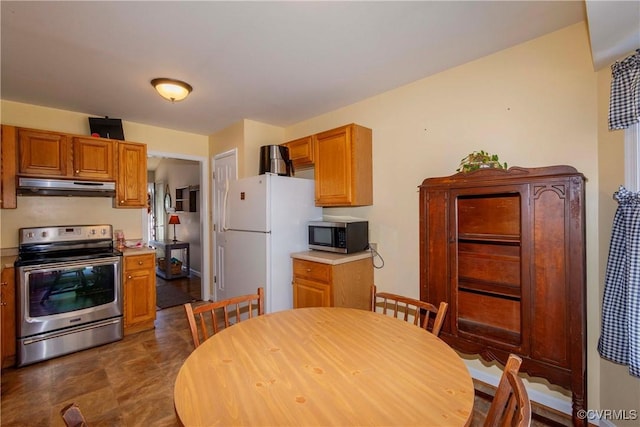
[0,281,7,286]
[306,268,311,272]
[138,261,143,265]
[128,275,132,279]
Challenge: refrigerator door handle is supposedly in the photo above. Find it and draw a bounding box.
[222,177,230,231]
[218,245,224,291]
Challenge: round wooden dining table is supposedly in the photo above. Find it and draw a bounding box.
[174,307,474,426]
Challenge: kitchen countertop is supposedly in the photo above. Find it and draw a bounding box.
[291,250,372,265]
[2,255,17,269]
[121,246,156,256]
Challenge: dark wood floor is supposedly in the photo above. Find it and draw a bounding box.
[1,275,568,426]
[156,274,202,302]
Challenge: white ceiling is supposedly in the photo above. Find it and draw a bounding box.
[1,1,637,136]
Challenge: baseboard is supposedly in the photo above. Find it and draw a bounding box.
[468,366,572,414]
[469,366,577,426]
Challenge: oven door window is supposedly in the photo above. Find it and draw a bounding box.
[27,263,116,317]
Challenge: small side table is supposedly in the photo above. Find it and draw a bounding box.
[149,240,190,280]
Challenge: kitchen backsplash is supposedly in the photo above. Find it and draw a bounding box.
[0,196,142,249]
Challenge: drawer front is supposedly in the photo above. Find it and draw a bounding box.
[293,259,331,284]
[124,254,155,271]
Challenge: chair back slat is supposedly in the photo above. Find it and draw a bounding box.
[371,285,448,336]
[483,354,532,427]
[184,287,264,349]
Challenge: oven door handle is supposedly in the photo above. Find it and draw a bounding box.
[19,256,122,272]
[22,318,122,345]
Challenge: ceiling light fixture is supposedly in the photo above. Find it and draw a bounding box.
[151,78,193,102]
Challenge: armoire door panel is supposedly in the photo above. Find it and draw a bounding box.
[420,190,450,333]
[531,184,570,367]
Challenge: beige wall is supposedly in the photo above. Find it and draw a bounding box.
[244,120,285,177]
[0,100,208,249]
[285,23,603,412]
[209,119,285,179]
[209,120,245,176]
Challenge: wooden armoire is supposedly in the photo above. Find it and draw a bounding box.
[419,165,586,425]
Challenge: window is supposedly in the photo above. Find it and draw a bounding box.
[625,123,640,191]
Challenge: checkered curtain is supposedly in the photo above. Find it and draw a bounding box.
[598,187,640,377]
[609,49,640,130]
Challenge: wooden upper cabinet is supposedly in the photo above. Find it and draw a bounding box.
[115,141,147,208]
[72,137,115,180]
[314,124,372,207]
[2,125,148,210]
[18,128,70,177]
[1,125,17,209]
[282,135,315,169]
[17,128,115,181]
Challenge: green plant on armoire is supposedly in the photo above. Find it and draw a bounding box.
[456,150,507,172]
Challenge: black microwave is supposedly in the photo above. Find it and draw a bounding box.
[308,220,369,254]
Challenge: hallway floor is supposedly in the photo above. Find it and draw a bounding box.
[156,273,202,303]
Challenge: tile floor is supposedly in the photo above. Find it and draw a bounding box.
[1,276,567,426]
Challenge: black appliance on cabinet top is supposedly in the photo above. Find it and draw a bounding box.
[259,145,294,176]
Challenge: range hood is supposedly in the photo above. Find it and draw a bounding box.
[17,177,116,197]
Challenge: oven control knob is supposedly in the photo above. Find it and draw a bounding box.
[41,231,48,238]
[26,232,35,239]
[90,229,96,235]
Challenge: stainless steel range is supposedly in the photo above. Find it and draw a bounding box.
[15,224,123,366]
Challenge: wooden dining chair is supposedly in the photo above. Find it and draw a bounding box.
[184,287,264,348]
[483,354,532,427]
[370,285,448,336]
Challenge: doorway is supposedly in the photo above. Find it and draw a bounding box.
[144,151,211,301]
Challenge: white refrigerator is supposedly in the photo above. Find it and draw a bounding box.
[218,174,322,312]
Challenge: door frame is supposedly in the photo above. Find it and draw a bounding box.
[144,150,211,301]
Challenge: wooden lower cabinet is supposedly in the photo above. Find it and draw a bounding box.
[123,253,156,335]
[292,257,372,310]
[1,266,16,368]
